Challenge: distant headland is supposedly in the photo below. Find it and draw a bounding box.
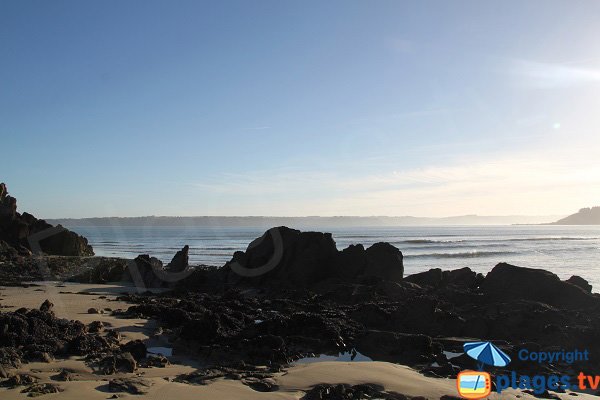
[550,207,600,225]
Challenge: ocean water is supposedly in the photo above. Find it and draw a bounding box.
[67,225,600,289]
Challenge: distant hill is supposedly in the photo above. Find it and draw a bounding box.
[47,214,562,228]
[551,207,600,225]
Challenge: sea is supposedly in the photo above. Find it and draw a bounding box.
[66,225,600,290]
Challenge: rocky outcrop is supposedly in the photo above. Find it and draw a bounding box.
[166,245,189,273]
[404,267,483,289]
[0,182,93,257]
[483,262,598,309]
[566,275,593,292]
[223,227,404,287]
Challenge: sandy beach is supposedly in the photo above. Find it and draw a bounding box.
[1,282,596,400]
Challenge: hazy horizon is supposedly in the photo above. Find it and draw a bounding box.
[2,1,600,218]
[46,214,565,227]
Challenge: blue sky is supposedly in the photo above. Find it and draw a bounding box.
[1,0,600,218]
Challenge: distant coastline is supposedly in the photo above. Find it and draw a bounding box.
[548,207,600,225]
[47,214,563,228]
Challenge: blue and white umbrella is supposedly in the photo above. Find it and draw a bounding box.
[463,341,511,369]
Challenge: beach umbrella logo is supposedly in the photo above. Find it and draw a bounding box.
[463,341,511,370]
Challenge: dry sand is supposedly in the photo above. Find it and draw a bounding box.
[0,282,595,399]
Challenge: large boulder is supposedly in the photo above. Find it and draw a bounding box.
[483,263,598,309]
[223,227,403,287]
[0,183,93,257]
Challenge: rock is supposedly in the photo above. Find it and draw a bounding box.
[87,308,99,314]
[302,383,409,400]
[223,227,403,287]
[108,377,152,395]
[0,347,22,369]
[483,263,598,309]
[39,299,54,313]
[166,245,189,273]
[120,340,146,361]
[21,382,63,396]
[142,354,169,368]
[0,365,10,378]
[405,268,444,287]
[68,334,110,356]
[87,321,104,333]
[1,373,37,388]
[356,330,433,365]
[566,275,592,293]
[123,254,167,288]
[101,352,137,374]
[364,242,404,282]
[53,369,75,381]
[68,258,128,284]
[405,267,480,289]
[0,183,93,256]
[243,377,279,392]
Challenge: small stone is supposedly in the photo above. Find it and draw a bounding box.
[87,308,99,314]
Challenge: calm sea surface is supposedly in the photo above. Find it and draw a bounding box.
[67,225,600,289]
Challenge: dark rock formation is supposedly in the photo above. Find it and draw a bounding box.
[123,254,168,288]
[302,384,410,400]
[166,245,189,273]
[483,262,598,309]
[0,301,116,374]
[567,275,593,292]
[222,227,404,288]
[0,182,93,256]
[404,267,482,289]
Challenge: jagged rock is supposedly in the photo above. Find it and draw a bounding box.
[166,245,189,273]
[0,182,93,256]
[483,263,598,309]
[567,275,592,293]
[108,377,152,394]
[39,300,54,313]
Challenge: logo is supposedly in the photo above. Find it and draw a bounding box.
[457,371,491,399]
[456,341,511,399]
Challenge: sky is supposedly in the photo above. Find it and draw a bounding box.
[1,0,600,218]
